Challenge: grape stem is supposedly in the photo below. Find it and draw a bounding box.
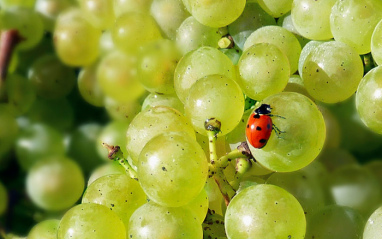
[0,30,23,87]
[218,34,234,49]
[103,143,138,180]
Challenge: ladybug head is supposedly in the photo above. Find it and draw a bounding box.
[254,104,271,115]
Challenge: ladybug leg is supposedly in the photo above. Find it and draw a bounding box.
[272,124,285,138]
[268,114,286,119]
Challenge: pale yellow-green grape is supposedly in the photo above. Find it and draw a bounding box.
[220,47,242,65]
[183,188,208,224]
[16,123,65,170]
[88,162,125,185]
[137,39,180,94]
[28,54,76,99]
[150,0,189,40]
[78,62,105,107]
[297,40,325,77]
[58,203,126,239]
[240,160,273,177]
[250,92,326,172]
[96,121,130,159]
[0,6,44,50]
[126,106,195,164]
[174,46,236,103]
[302,41,364,103]
[364,206,382,239]
[225,109,251,146]
[79,0,115,30]
[182,0,191,12]
[67,123,104,173]
[82,174,146,234]
[26,156,85,211]
[0,0,36,8]
[227,2,276,50]
[103,97,141,123]
[184,74,244,136]
[113,0,152,17]
[330,0,382,54]
[176,16,222,55]
[306,205,365,239]
[277,12,310,48]
[197,132,230,161]
[97,51,146,102]
[371,19,382,65]
[328,164,382,217]
[237,43,290,100]
[138,131,208,207]
[283,74,313,100]
[35,0,75,32]
[266,170,326,218]
[243,26,301,74]
[112,12,162,54]
[205,177,224,215]
[99,31,115,55]
[27,219,60,239]
[300,160,329,192]
[356,66,382,134]
[0,180,7,215]
[364,159,382,187]
[257,0,291,18]
[318,105,341,149]
[236,176,265,194]
[225,184,306,239]
[6,74,36,116]
[128,201,202,239]
[141,93,184,114]
[291,0,336,40]
[188,0,246,28]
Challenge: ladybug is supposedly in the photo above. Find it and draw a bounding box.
[246,104,283,149]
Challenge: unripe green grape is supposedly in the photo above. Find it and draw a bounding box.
[54,8,101,66]
[113,0,152,17]
[364,206,382,239]
[257,0,291,18]
[237,43,290,100]
[364,160,382,187]
[141,93,184,114]
[138,131,208,207]
[103,97,141,123]
[250,92,326,172]
[0,104,18,157]
[78,62,105,107]
[283,74,312,100]
[225,109,251,146]
[225,184,306,239]
[27,219,60,239]
[319,105,341,149]
[0,181,7,216]
[87,162,125,186]
[96,121,130,160]
[298,40,325,77]
[35,0,75,32]
[318,147,357,173]
[58,203,126,239]
[277,12,310,48]
[205,177,224,215]
[185,74,244,136]
[99,31,115,55]
[183,189,208,224]
[371,19,382,65]
[79,0,115,30]
[26,156,85,211]
[6,73,36,116]
[0,0,36,8]
[220,47,242,65]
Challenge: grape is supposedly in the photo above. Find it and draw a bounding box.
[99,31,115,55]
[78,62,105,107]
[277,12,310,48]
[6,73,36,116]
[79,0,115,30]
[249,92,326,172]
[113,0,152,17]
[87,162,125,185]
[364,206,382,239]
[183,189,209,224]
[319,105,341,149]
[57,203,126,239]
[205,177,224,216]
[82,174,146,233]
[0,104,18,158]
[27,219,60,239]
[0,0,36,8]
[364,159,382,187]
[220,47,242,65]
[103,97,141,123]
[225,184,306,239]
[330,0,382,54]
[225,109,252,146]
[371,19,382,65]
[297,40,325,77]
[54,8,101,66]
[237,43,290,100]
[257,0,291,18]
[184,74,244,136]
[302,41,364,103]
[126,106,195,164]
[141,93,184,114]
[138,131,208,207]
[174,46,236,104]
[96,120,130,159]
[35,0,75,32]
[316,148,358,174]
[283,74,312,100]
[26,156,85,211]
[128,201,202,239]
[0,180,7,216]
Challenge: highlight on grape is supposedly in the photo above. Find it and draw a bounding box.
[2,0,382,238]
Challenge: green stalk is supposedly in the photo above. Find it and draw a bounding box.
[103,143,138,180]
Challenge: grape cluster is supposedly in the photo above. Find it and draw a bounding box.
[1,0,382,239]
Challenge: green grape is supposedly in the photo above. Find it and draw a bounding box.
[97,51,146,102]
[283,74,312,100]
[318,105,341,149]
[78,62,105,107]
[291,0,336,40]
[364,159,382,187]
[126,106,195,164]
[277,12,310,48]
[306,205,364,239]
[150,0,190,40]
[244,26,301,74]
[174,46,236,104]
[250,92,326,172]
[183,189,209,224]
[297,40,324,77]
[57,203,126,239]
[27,219,60,239]
[185,74,244,136]
[112,12,162,54]
[103,97,141,123]
[237,43,290,100]
[141,93,184,114]
[0,6,44,50]
[302,41,364,103]
[225,109,251,146]
[54,8,101,66]
[371,19,382,65]
[128,201,202,238]
[28,54,76,99]
[330,0,382,54]
[0,104,18,158]
[16,123,65,171]
[240,160,273,177]
[96,121,130,159]
[0,180,7,216]
[138,131,208,207]
[137,39,180,94]
[228,2,276,50]
[79,0,115,30]
[205,177,224,215]
[188,0,246,28]
[0,0,36,8]
[182,0,191,12]
[99,31,115,55]
[113,0,152,17]
[299,160,329,193]
[220,47,242,65]
[26,156,85,211]
[176,16,222,55]
[364,206,382,239]
[87,162,125,185]
[35,0,75,32]
[82,174,146,234]
[225,184,306,239]
[6,73,36,116]
[257,0,291,18]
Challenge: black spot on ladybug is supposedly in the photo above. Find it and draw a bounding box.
[246,124,249,128]
[256,126,262,131]
[253,114,260,119]
[259,139,267,143]
[267,124,271,130]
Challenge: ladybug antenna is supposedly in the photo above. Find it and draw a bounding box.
[255,104,272,115]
